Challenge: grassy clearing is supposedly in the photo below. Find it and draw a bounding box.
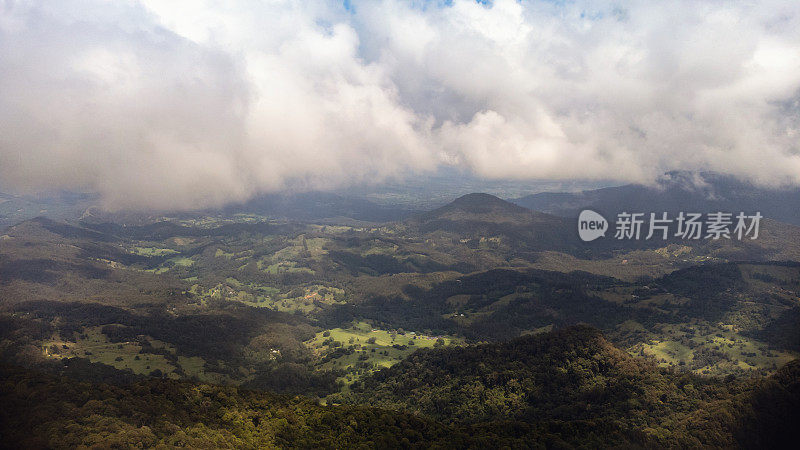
[190,281,342,314]
[240,285,346,313]
[145,255,195,274]
[362,243,399,256]
[632,322,797,376]
[40,327,233,383]
[306,321,460,385]
[131,246,178,257]
[171,256,194,267]
[259,260,314,275]
[42,327,177,377]
[303,236,329,257]
[214,248,235,259]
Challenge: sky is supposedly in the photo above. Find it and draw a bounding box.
[1,0,799,210]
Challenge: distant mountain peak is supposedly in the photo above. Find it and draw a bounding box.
[415,193,536,225]
[444,193,530,214]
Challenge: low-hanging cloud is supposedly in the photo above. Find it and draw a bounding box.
[1,0,799,210]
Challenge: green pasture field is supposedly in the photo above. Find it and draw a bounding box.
[306,321,460,384]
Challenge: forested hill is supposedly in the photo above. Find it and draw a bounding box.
[407,193,584,255]
[2,330,798,448]
[342,325,800,447]
[0,363,453,448]
[344,325,705,424]
[415,193,548,224]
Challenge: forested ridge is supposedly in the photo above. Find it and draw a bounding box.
[2,326,799,448]
[342,326,800,448]
[0,363,454,449]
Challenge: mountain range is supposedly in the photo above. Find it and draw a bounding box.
[512,171,800,225]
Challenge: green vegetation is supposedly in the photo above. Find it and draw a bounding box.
[3,327,799,448]
[632,322,796,375]
[339,326,800,447]
[3,196,800,447]
[305,322,459,385]
[130,246,178,257]
[0,365,455,449]
[42,327,178,378]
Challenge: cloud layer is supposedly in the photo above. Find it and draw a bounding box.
[1,0,799,209]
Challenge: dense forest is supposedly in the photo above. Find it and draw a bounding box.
[2,326,799,448]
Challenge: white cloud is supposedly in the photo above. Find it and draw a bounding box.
[1,0,800,210]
